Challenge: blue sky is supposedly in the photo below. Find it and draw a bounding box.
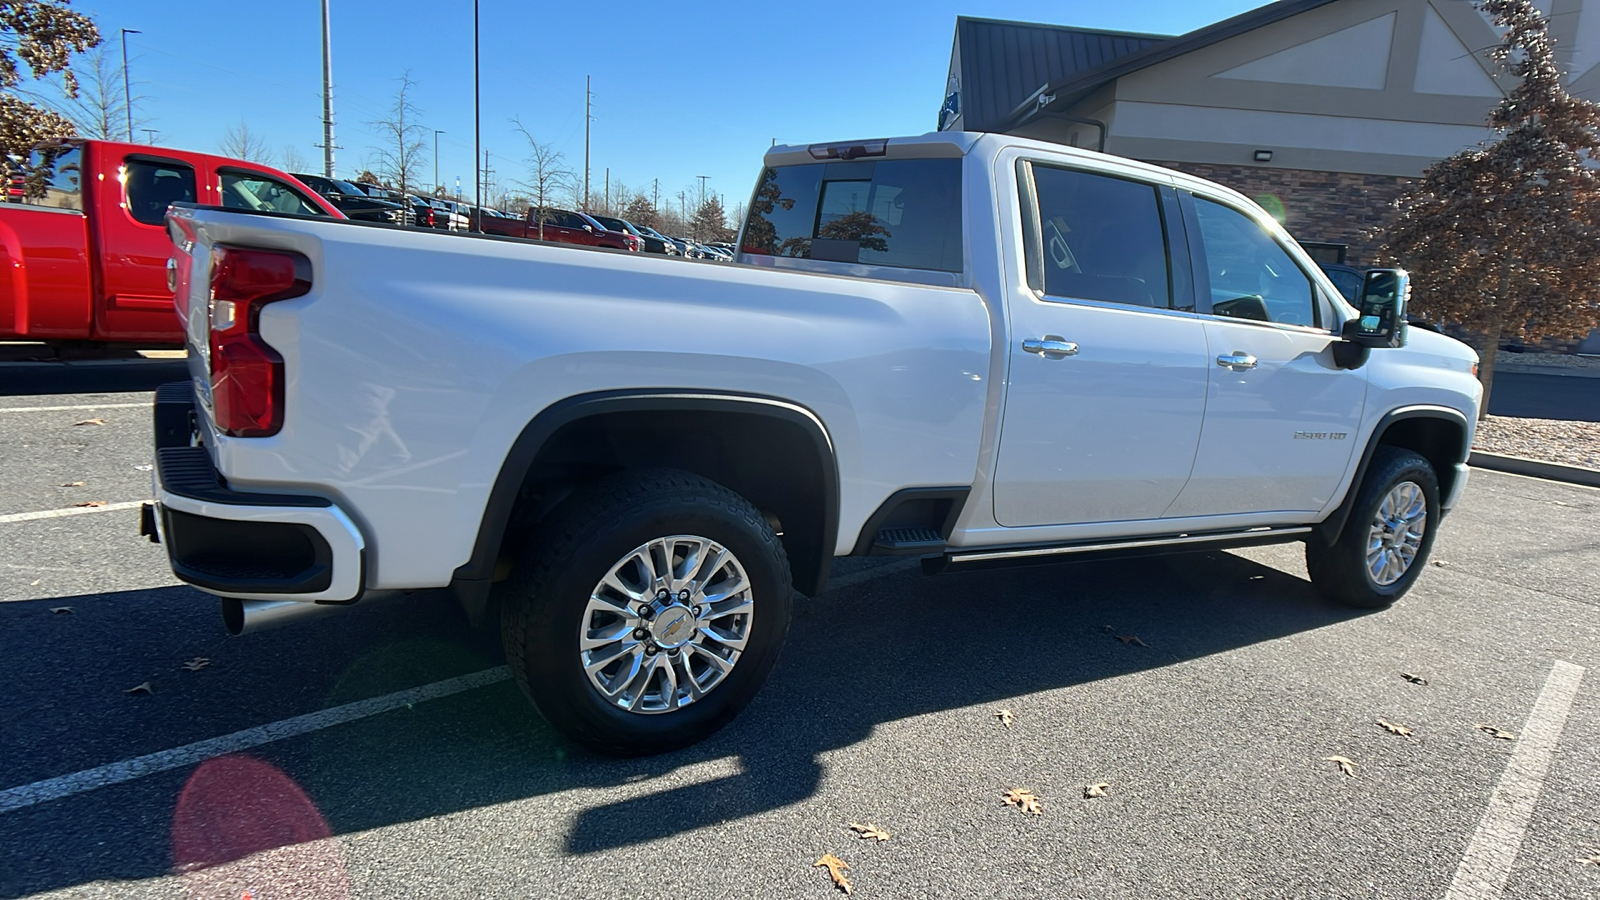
[62,0,1260,215]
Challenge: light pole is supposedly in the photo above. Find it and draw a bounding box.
[140,129,156,144]
[120,28,141,141]
[473,0,481,224]
[433,130,444,193]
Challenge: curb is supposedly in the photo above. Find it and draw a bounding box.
[1469,451,1600,488]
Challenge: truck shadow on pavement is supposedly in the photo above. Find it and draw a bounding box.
[0,550,1367,896]
[0,359,189,396]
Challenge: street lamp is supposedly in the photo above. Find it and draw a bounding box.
[434,130,444,193]
[120,28,141,141]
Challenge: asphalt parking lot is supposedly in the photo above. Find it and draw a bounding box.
[1,359,1598,900]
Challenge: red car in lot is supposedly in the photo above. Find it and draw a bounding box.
[0,139,342,345]
[473,206,640,251]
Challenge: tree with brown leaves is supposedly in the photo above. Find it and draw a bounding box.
[1384,0,1600,416]
[1,0,100,159]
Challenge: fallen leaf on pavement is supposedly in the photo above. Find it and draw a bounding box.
[73,418,105,426]
[1003,788,1043,815]
[1579,849,1600,866]
[1431,560,1447,567]
[125,682,153,696]
[1401,672,1429,685]
[847,822,890,842]
[182,657,211,672]
[1476,724,1517,741]
[1084,782,1110,798]
[73,501,106,508]
[49,606,73,614]
[1323,755,1358,777]
[813,854,851,894]
[995,708,1014,728]
[1377,718,1413,737]
[61,481,85,487]
[1114,634,1149,647]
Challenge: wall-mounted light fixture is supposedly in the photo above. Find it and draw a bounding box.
[1253,149,1274,162]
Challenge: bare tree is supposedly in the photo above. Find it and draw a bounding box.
[1384,0,1600,416]
[51,44,145,140]
[219,120,274,165]
[511,116,571,239]
[368,70,427,201]
[279,144,309,174]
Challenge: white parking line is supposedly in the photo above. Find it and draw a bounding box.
[1444,660,1586,900]
[0,402,148,414]
[0,667,512,814]
[0,556,924,815]
[0,501,147,524]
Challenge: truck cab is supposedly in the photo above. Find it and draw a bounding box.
[0,139,341,345]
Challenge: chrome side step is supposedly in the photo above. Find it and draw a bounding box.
[923,526,1313,574]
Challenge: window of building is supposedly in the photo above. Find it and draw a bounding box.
[1191,197,1316,327]
[124,159,196,226]
[1028,165,1172,308]
[740,158,963,272]
[25,145,85,210]
[219,170,327,217]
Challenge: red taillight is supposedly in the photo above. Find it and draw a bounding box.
[208,246,310,437]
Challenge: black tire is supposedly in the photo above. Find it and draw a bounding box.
[1306,446,1440,609]
[500,469,792,756]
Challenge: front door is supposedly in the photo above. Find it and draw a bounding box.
[992,163,1210,527]
[1164,194,1367,518]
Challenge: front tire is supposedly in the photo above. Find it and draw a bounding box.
[500,469,792,755]
[1307,447,1439,609]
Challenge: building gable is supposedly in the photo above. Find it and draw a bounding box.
[1213,12,1396,89]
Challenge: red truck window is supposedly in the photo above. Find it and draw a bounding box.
[218,170,328,217]
[126,159,197,226]
[25,145,85,210]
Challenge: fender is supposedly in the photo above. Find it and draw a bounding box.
[1314,404,1470,545]
[450,389,841,622]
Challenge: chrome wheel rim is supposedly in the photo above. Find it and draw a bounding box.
[1366,481,1427,587]
[579,535,753,714]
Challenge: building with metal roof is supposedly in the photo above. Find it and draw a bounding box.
[940,0,1600,269]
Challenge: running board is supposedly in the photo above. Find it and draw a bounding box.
[922,526,1314,575]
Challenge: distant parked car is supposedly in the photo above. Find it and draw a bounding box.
[634,223,681,255]
[472,206,636,251]
[589,214,669,254]
[291,173,406,223]
[355,183,434,227]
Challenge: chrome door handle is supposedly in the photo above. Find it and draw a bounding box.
[1216,352,1258,370]
[1022,337,1079,359]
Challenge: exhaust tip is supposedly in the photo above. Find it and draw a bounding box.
[221,597,343,636]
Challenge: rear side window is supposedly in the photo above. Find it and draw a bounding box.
[741,158,962,272]
[1028,165,1172,309]
[125,159,196,225]
[25,145,85,210]
[219,170,327,217]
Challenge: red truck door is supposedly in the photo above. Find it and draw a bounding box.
[0,144,93,340]
[89,148,195,343]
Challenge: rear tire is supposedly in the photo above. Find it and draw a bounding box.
[500,469,792,756]
[1307,446,1439,609]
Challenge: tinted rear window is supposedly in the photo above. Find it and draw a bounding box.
[741,158,962,272]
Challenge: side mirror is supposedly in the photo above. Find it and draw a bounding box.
[1341,268,1409,349]
[583,223,593,233]
[1334,268,1409,369]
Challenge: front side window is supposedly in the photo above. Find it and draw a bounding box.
[1191,197,1316,327]
[25,145,84,210]
[124,159,196,225]
[219,170,326,216]
[741,157,962,272]
[1028,165,1172,308]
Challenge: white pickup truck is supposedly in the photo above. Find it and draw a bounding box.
[148,131,1481,754]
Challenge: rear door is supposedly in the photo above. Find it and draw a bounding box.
[1163,192,1366,517]
[991,161,1210,527]
[93,152,196,342]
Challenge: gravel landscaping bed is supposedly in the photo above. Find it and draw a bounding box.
[1473,415,1600,470]
[1495,349,1600,370]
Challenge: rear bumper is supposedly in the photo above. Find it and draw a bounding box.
[150,382,366,602]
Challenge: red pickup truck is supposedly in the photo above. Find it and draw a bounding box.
[1,139,341,346]
[472,206,640,251]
